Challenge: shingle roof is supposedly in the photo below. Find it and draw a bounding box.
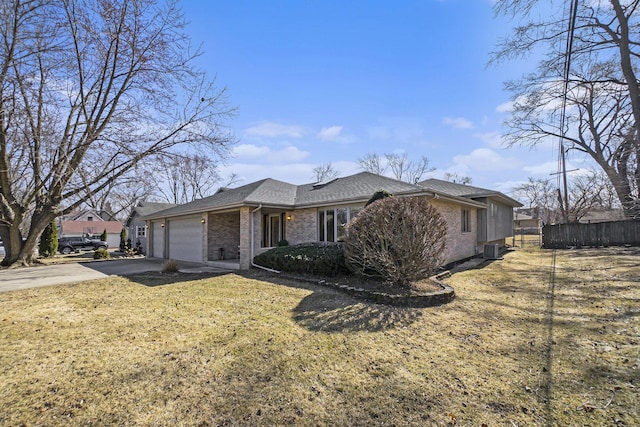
[295,172,427,206]
[135,202,177,217]
[142,179,298,219]
[142,172,515,220]
[419,178,522,207]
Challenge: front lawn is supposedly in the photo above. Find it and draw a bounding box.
[1,246,638,425]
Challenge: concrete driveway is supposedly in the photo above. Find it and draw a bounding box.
[0,258,222,293]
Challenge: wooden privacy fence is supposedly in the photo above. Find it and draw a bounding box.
[542,220,640,248]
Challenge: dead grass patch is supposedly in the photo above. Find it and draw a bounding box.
[0,246,638,426]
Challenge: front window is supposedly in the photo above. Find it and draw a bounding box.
[136,226,146,237]
[318,206,363,242]
[461,209,471,232]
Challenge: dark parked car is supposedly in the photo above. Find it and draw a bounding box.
[58,237,109,254]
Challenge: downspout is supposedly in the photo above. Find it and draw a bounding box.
[250,204,280,273]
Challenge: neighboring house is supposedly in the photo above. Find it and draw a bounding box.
[419,179,522,247]
[58,209,124,248]
[513,211,543,233]
[578,209,626,224]
[142,172,522,270]
[125,201,177,251]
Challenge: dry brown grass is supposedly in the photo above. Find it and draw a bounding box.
[0,246,638,426]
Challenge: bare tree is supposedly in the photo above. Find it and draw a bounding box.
[358,152,434,183]
[386,153,434,183]
[442,172,472,185]
[79,167,155,220]
[151,154,221,204]
[493,0,640,218]
[0,0,234,266]
[358,153,387,175]
[512,171,619,223]
[311,162,339,182]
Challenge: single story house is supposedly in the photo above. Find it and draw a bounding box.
[513,211,543,233]
[58,209,124,248]
[125,201,177,251]
[142,172,521,270]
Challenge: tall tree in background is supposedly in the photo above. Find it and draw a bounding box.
[151,154,222,204]
[311,163,339,183]
[493,0,639,218]
[358,153,434,183]
[512,171,618,223]
[0,0,234,266]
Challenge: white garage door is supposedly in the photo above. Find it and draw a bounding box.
[168,216,203,262]
[152,222,164,258]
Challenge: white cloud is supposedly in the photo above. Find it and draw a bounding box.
[452,148,520,172]
[496,101,513,113]
[231,143,309,163]
[219,160,360,187]
[318,126,343,141]
[244,121,305,138]
[474,131,504,148]
[443,116,473,129]
[522,161,558,176]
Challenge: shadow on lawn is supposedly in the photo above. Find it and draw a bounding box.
[291,291,424,333]
[125,271,232,287]
[243,270,425,333]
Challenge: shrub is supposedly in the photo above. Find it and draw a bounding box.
[253,242,347,276]
[119,228,127,251]
[100,229,107,242]
[277,239,289,247]
[38,220,58,257]
[344,196,447,288]
[93,248,111,260]
[162,259,180,273]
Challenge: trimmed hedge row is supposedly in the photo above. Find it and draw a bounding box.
[253,242,347,276]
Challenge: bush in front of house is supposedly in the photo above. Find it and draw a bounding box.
[93,248,111,260]
[253,242,347,276]
[344,195,447,289]
[162,259,180,273]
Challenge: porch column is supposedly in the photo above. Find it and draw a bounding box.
[239,207,251,270]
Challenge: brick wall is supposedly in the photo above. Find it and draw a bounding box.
[208,212,240,260]
[285,208,317,244]
[431,199,478,264]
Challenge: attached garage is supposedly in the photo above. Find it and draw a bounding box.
[168,216,203,262]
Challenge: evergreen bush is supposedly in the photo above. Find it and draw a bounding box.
[253,242,347,276]
[38,220,58,257]
[119,228,127,251]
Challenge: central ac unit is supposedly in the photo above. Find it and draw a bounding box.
[483,243,500,259]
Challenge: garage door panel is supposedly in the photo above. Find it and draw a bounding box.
[168,217,202,262]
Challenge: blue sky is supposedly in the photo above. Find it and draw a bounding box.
[180,0,570,195]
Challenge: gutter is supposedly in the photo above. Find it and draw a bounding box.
[249,204,280,274]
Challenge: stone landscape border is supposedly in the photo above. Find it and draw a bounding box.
[285,270,456,308]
